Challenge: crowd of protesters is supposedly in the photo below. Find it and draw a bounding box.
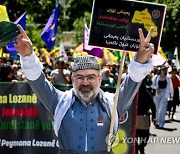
[135,63,180,154]
[0,49,179,110]
[0,48,179,154]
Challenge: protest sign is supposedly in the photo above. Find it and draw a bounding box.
[89,0,166,53]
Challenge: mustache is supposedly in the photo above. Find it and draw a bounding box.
[79,85,92,90]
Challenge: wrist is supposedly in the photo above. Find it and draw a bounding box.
[135,55,147,64]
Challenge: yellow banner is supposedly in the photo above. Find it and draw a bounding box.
[0,5,10,21]
[128,52,135,61]
[0,48,3,57]
[158,47,168,61]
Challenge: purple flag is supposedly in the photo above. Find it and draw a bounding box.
[83,23,103,58]
[6,12,26,53]
[83,23,94,51]
[41,4,59,50]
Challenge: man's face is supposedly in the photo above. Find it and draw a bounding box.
[71,69,102,103]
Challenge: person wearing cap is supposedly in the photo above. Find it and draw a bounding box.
[14,25,154,154]
[152,66,174,128]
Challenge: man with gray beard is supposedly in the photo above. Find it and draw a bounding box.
[15,25,154,154]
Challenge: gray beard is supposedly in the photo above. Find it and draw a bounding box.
[73,86,100,103]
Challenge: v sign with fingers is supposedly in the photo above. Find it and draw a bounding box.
[14,25,33,57]
[136,27,154,64]
[14,24,154,62]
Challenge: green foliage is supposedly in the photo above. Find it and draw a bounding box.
[26,15,45,49]
[66,0,92,30]
[72,11,91,45]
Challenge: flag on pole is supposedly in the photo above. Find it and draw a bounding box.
[0,49,9,58]
[5,12,26,54]
[103,48,118,64]
[83,22,94,51]
[83,22,103,58]
[152,47,168,66]
[0,5,9,21]
[40,48,51,65]
[0,48,3,57]
[128,52,135,61]
[158,47,168,61]
[41,4,59,50]
[113,50,122,63]
[173,47,180,69]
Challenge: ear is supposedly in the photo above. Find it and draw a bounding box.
[71,74,75,83]
[99,75,102,83]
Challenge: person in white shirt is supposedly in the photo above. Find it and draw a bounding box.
[152,66,174,128]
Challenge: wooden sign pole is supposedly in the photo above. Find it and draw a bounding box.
[107,51,127,152]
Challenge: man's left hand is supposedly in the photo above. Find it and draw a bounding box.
[136,27,154,64]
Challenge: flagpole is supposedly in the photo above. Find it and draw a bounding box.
[107,51,127,152]
[55,0,59,6]
[55,0,59,47]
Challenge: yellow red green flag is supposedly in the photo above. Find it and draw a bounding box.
[158,47,168,61]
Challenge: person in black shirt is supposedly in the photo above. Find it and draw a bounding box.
[136,79,156,154]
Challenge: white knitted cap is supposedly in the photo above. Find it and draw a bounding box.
[72,55,100,72]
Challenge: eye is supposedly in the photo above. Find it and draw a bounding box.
[76,76,83,80]
[88,76,96,80]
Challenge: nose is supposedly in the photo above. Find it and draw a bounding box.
[81,77,89,85]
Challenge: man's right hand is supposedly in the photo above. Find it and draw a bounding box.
[14,25,33,57]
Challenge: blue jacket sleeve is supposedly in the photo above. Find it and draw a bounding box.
[117,75,141,116]
[117,58,153,116]
[27,72,63,115]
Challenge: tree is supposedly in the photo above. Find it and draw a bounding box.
[72,11,91,45]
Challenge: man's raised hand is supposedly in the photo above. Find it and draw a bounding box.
[14,25,33,57]
[136,27,154,63]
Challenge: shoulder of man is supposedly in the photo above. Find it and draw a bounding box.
[99,90,115,106]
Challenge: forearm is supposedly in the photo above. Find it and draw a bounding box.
[117,57,153,116]
[117,75,141,116]
[27,73,62,114]
[20,52,43,81]
[20,52,62,114]
[128,57,153,82]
